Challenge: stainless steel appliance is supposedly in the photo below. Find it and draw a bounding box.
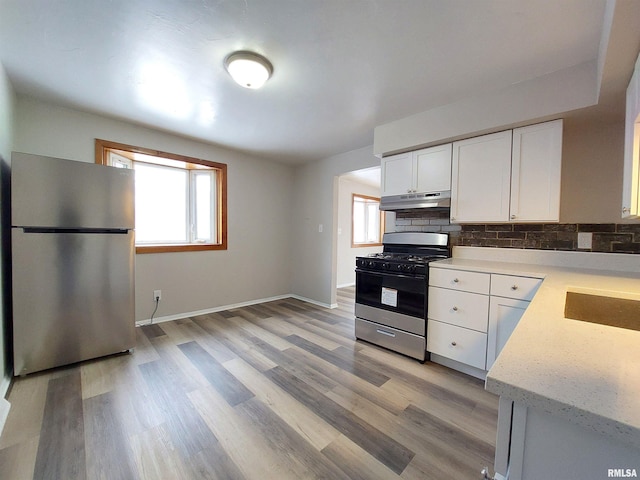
[354,232,449,361]
[11,152,135,375]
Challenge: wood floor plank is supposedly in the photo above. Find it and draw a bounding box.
[0,373,49,450]
[250,338,340,394]
[185,445,246,480]
[223,357,342,451]
[0,435,39,480]
[282,346,410,416]
[265,365,415,475]
[286,334,391,387]
[140,323,166,339]
[129,424,193,480]
[138,359,219,459]
[247,314,344,351]
[33,370,86,480]
[192,315,279,372]
[83,392,138,480]
[178,340,254,406]
[321,434,398,480]
[188,386,306,480]
[236,397,351,479]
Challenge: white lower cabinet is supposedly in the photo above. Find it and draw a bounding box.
[428,266,542,375]
[427,320,487,370]
[495,399,640,480]
[486,297,530,370]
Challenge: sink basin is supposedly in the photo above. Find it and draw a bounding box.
[564,288,640,332]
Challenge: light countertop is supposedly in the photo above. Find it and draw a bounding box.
[430,247,640,450]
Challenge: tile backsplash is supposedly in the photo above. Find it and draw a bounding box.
[393,210,640,253]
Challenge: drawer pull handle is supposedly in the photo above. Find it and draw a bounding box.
[452,306,458,312]
[511,285,518,290]
[453,278,459,283]
[451,341,457,346]
[376,329,396,338]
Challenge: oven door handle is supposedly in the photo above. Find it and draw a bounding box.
[355,269,426,281]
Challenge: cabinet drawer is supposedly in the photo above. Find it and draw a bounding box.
[427,320,487,370]
[428,286,489,332]
[490,274,541,301]
[429,267,490,294]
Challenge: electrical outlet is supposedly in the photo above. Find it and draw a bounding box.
[577,232,593,249]
[153,290,162,301]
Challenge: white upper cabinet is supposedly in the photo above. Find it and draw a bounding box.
[381,144,451,196]
[450,131,512,223]
[414,144,452,193]
[381,151,412,196]
[450,120,562,223]
[511,120,563,222]
[622,52,640,219]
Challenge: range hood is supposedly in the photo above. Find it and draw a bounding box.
[379,190,451,211]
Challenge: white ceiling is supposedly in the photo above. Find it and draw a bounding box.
[0,0,618,164]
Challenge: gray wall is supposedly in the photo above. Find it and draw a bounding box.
[290,146,380,307]
[14,96,295,322]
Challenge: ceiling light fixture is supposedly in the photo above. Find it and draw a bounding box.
[224,51,273,89]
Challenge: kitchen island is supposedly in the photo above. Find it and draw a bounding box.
[432,247,640,480]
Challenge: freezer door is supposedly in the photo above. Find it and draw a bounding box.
[11,152,134,229]
[12,229,135,375]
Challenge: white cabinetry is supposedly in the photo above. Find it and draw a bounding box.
[511,120,562,222]
[450,120,562,223]
[428,266,541,375]
[495,400,640,480]
[450,131,512,223]
[381,144,452,196]
[427,269,490,372]
[622,52,640,219]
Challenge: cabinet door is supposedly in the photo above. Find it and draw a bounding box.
[622,55,640,219]
[414,144,452,193]
[451,131,512,223]
[381,152,413,196]
[511,120,562,222]
[486,296,529,370]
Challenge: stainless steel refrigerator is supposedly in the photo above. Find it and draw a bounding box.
[11,152,135,375]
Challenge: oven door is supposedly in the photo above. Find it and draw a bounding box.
[355,269,426,319]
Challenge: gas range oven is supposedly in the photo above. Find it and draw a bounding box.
[354,232,449,361]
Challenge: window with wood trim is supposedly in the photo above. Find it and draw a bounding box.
[352,194,383,247]
[95,139,227,254]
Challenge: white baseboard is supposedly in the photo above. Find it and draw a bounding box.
[135,293,337,326]
[337,282,355,289]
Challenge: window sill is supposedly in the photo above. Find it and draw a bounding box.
[352,243,383,248]
[136,243,227,254]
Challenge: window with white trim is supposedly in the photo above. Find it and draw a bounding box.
[96,139,227,254]
[352,194,383,247]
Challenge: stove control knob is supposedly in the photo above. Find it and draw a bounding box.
[367,261,375,268]
[382,262,390,270]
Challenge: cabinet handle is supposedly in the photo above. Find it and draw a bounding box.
[453,278,459,283]
[451,216,456,221]
[511,285,518,290]
[451,341,457,346]
[510,214,516,220]
[452,306,458,312]
[623,207,630,213]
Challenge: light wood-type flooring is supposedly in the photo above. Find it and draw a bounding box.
[0,287,498,479]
